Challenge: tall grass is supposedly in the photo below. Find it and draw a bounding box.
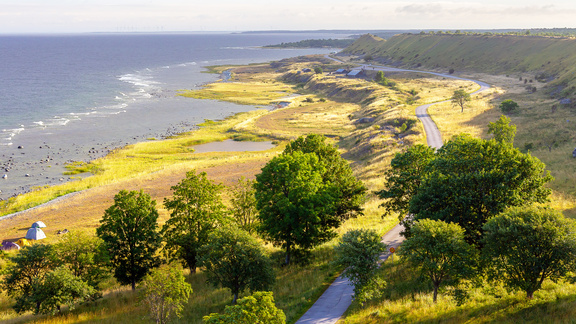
[343,256,576,324]
[0,56,530,323]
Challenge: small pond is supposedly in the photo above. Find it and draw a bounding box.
[192,139,275,153]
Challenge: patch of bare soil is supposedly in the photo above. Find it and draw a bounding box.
[0,159,267,242]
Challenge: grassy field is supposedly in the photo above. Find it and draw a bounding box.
[343,33,576,104]
[3,51,576,323]
[1,55,457,323]
[342,256,576,324]
[339,61,576,322]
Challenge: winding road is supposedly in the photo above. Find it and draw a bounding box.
[296,61,491,324]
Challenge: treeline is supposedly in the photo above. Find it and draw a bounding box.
[411,28,576,38]
[0,134,366,323]
[374,115,576,303]
[265,38,355,48]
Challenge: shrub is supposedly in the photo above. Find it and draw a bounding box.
[334,229,386,302]
[499,99,519,113]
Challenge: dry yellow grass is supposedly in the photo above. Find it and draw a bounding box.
[3,56,553,323]
[427,71,576,218]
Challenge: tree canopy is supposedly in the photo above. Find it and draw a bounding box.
[31,266,95,315]
[199,227,274,304]
[482,206,576,299]
[230,176,259,234]
[55,230,110,290]
[499,99,519,114]
[140,264,193,324]
[487,115,516,145]
[398,219,477,303]
[96,190,162,290]
[376,144,435,222]
[409,134,552,245]
[256,134,365,265]
[284,134,367,219]
[162,170,227,273]
[1,244,59,314]
[203,291,285,324]
[334,229,386,301]
[451,89,471,113]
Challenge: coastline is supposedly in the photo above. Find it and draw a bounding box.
[0,33,341,202]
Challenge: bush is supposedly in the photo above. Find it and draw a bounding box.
[203,291,285,324]
[499,99,519,113]
[334,229,386,302]
[140,265,192,324]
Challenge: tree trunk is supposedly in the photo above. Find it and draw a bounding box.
[433,283,439,303]
[190,265,196,274]
[285,242,291,266]
[132,279,136,291]
[233,292,239,305]
[527,290,534,299]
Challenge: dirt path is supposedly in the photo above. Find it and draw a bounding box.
[295,60,491,324]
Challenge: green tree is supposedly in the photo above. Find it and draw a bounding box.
[375,71,385,83]
[1,244,59,314]
[255,152,331,265]
[140,264,193,324]
[482,206,576,299]
[376,144,435,222]
[487,115,517,145]
[257,134,365,265]
[96,190,162,290]
[203,291,285,324]
[283,134,367,220]
[499,99,519,113]
[398,219,477,303]
[409,134,553,245]
[55,230,110,290]
[314,66,323,74]
[199,227,274,304]
[451,89,471,113]
[162,170,227,273]
[230,176,258,234]
[334,229,386,301]
[31,266,95,315]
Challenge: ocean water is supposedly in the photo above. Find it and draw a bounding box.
[0,32,342,199]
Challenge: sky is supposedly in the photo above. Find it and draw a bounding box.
[1,0,575,34]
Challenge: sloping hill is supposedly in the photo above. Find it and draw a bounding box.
[341,33,576,98]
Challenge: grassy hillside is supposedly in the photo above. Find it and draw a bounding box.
[0,56,473,323]
[342,33,576,99]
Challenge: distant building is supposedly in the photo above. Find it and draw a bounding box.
[335,68,348,74]
[302,68,312,73]
[347,70,364,77]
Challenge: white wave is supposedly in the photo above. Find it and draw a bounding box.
[0,127,25,144]
[178,62,197,67]
[33,121,45,126]
[48,117,71,126]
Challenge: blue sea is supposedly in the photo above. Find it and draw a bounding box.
[0,32,343,199]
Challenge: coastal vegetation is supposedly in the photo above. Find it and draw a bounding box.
[4,30,576,323]
[264,38,355,49]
